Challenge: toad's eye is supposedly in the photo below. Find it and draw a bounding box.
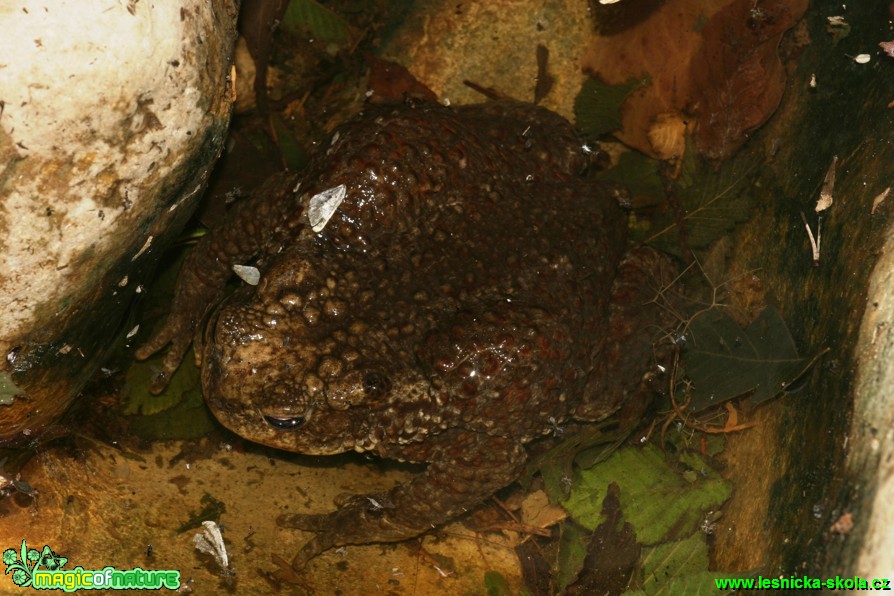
[363,371,392,400]
[264,415,305,430]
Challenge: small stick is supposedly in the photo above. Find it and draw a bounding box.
[800,211,822,266]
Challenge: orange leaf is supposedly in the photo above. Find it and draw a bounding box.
[689,0,808,159]
[581,0,731,158]
[581,0,807,161]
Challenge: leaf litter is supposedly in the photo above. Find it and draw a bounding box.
[519,232,817,593]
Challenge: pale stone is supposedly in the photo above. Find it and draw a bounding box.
[0,0,237,440]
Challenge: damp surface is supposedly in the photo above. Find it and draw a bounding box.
[1,438,523,594]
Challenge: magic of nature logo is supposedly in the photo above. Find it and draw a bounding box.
[3,540,180,591]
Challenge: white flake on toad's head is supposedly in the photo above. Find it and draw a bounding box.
[308,184,347,233]
[233,264,260,286]
[854,54,871,64]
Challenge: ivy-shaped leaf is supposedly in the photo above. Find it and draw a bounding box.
[639,139,758,256]
[627,531,753,594]
[682,306,812,412]
[521,421,627,504]
[560,444,731,545]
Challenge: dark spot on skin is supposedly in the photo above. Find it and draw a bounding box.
[363,371,391,399]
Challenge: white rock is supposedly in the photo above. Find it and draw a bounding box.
[0,0,237,440]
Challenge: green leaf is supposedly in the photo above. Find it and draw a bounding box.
[555,521,590,591]
[128,384,218,441]
[0,372,22,405]
[484,570,512,596]
[122,347,201,416]
[682,306,810,412]
[574,76,644,139]
[560,444,731,545]
[597,149,666,206]
[281,0,351,47]
[124,337,217,439]
[521,422,627,503]
[637,532,709,592]
[628,530,755,594]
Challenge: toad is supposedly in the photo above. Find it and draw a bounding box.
[136,100,676,569]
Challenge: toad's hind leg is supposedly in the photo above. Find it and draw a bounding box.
[575,247,680,421]
[279,432,526,569]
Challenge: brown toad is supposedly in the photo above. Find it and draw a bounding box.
[137,100,676,568]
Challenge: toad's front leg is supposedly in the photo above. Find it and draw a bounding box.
[135,172,299,391]
[278,432,527,569]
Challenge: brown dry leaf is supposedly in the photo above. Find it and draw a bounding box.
[582,0,806,161]
[238,0,290,113]
[647,111,689,161]
[582,0,731,158]
[721,402,755,433]
[830,512,854,535]
[519,490,568,530]
[724,402,739,428]
[365,55,438,103]
[690,0,809,160]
